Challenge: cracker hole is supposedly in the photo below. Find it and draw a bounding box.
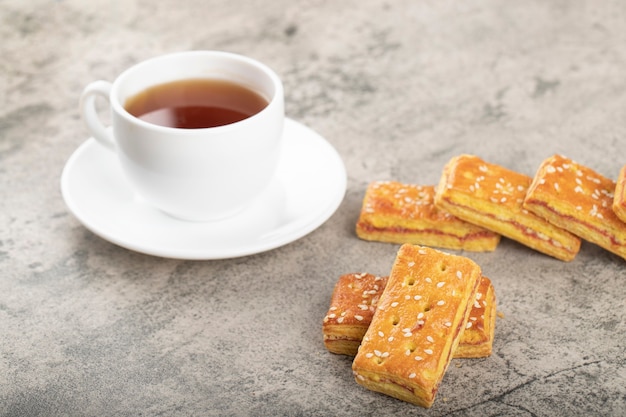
[406,342,417,353]
[407,277,416,286]
[439,263,448,272]
[391,315,400,326]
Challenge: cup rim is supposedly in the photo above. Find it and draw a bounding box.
[109,50,283,134]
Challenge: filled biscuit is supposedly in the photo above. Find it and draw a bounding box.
[434,154,581,261]
[356,181,500,251]
[524,154,626,261]
[352,244,482,408]
[323,273,388,356]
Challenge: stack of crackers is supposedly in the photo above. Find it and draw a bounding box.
[323,244,494,407]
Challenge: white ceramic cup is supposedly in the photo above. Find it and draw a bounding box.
[80,51,284,222]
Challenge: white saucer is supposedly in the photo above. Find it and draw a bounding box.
[60,118,347,260]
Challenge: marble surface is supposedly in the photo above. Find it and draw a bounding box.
[1,0,625,415]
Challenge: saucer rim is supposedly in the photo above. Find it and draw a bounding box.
[60,117,347,260]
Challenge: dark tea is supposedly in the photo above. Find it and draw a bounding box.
[124,78,269,128]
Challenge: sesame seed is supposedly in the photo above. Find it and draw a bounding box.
[425,277,432,283]
[424,349,433,355]
[408,261,415,267]
[405,349,411,356]
[358,304,368,310]
[374,350,382,357]
[426,336,434,343]
[417,312,424,319]
[391,302,399,307]
[328,314,336,319]
[414,295,422,300]
[415,356,423,361]
[357,374,365,381]
[444,322,452,327]
[355,315,364,321]
[381,352,390,358]
[388,337,394,342]
[337,317,344,323]
[409,373,416,379]
[418,249,427,254]
[466,322,473,329]
[365,353,373,358]
[378,331,384,337]
[437,300,445,306]
[456,271,462,279]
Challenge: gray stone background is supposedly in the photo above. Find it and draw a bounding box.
[1,0,625,416]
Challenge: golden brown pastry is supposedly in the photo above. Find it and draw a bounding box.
[356,181,500,252]
[323,273,388,356]
[352,244,482,408]
[434,154,581,261]
[323,274,496,358]
[524,155,626,261]
[453,276,496,358]
[613,164,626,224]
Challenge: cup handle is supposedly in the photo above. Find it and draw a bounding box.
[79,80,116,151]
